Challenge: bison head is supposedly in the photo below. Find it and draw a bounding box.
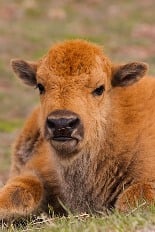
[11,40,148,160]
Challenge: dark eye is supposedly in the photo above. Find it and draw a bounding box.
[92,85,105,96]
[36,83,45,94]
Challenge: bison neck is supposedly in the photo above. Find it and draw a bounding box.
[57,141,138,214]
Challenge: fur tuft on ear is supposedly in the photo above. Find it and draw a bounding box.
[11,59,37,86]
[112,62,148,87]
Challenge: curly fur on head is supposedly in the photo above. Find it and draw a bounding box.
[46,39,112,77]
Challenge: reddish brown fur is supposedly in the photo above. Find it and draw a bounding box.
[1,39,155,219]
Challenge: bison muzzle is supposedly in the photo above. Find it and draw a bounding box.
[45,110,84,156]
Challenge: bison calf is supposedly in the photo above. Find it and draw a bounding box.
[1,39,155,219]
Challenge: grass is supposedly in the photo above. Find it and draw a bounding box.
[0,120,22,133]
[0,0,155,231]
[2,207,155,231]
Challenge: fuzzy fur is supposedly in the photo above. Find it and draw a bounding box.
[1,39,155,219]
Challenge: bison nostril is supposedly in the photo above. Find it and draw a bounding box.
[47,118,55,130]
[68,118,80,129]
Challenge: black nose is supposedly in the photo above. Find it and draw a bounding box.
[47,117,80,130]
[46,110,80,140]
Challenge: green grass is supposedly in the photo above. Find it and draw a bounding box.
[2,207,155,232]
[0,120,22,133]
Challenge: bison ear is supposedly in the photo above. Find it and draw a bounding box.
[111,62,148,87]
[11,59,37,86]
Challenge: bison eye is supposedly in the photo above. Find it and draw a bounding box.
[36,83,45,94]
[92,85,105,96]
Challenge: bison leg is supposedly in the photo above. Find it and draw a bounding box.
[115,182,155,212]
[0,173,43,219]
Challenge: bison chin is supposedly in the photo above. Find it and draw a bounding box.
[45,128,84,157]
[49,138,80,157]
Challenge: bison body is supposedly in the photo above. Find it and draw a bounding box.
[1,39,155,219]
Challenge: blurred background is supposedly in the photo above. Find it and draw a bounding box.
[0,0,155,183]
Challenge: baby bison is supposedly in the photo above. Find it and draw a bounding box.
[1,39,155,220]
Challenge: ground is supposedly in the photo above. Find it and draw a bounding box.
[0,0,155,231]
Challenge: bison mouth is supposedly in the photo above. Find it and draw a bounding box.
[52,136,75,141]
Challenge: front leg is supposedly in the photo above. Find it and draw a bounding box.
[115,182,155,212]
[0,173,43,220]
